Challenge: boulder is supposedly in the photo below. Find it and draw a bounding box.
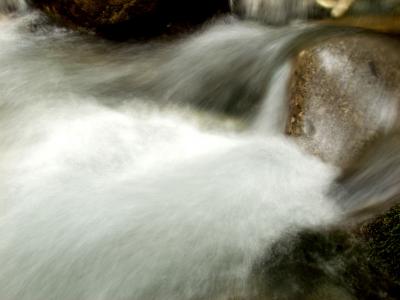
[30,0,230,38]
[287,33,400,168]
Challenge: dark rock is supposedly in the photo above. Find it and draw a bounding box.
[251,227,400,300]
[286,33,400,168]
[30,0,230,39]
[359,204,400,285]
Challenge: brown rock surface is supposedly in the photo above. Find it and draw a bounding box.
[287,33,400,168]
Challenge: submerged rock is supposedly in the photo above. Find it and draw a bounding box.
[251,227,400,300]
[359,204,400,285]
[252,132,400,299]
[287,33,400,168]
[30,0,230,38]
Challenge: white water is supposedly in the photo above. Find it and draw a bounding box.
[230,0,319,24]
[0,7,342,300]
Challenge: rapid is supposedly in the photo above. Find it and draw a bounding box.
[0,1,398,299]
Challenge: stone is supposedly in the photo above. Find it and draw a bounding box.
[31,0,230,39]
[287,33,400,168]
[359,204,400,285]
[251,227,400,300]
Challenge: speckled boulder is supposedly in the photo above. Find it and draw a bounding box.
[287,34,400,168]
[31,0,230,38]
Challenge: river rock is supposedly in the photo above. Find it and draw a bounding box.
[287,33,400,168]
[31,0,230,38]
[358,203,400,285]
[252,227,400,300]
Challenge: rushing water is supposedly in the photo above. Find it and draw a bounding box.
[0,2,397,300]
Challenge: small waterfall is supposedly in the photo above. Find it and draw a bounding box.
[0,4,396,300]
[0,10,343,300]
[230,0,325,24]
[251,62,292,134]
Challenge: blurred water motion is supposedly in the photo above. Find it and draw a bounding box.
[0,1,399,299]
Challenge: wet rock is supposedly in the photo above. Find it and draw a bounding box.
[251,228,400,300]
[262,127,400,299]
[30,0,230,39]
[287,33,400,168]
[328,129,400,296]
[358,204,400,285]
[336,130,400,219]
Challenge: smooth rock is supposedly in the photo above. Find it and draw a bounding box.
[287,33,400,168]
